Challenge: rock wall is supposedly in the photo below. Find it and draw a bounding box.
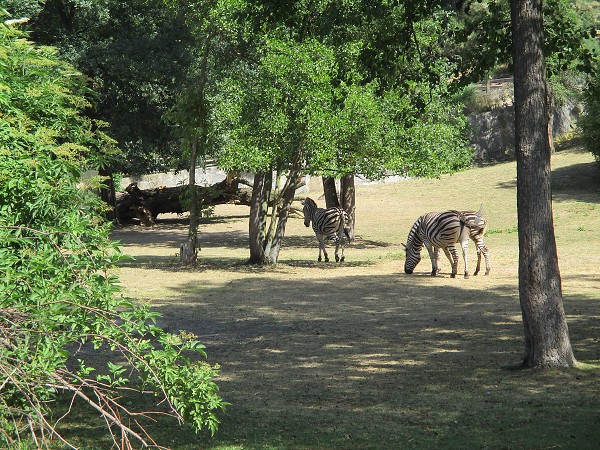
[469,98,583,163]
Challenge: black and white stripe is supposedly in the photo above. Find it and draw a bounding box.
[303,197,351,262]
[403,209,490,278]
[455,210,490,276]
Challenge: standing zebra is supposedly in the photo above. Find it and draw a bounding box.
[302,197,352,262]
[402,209,490,278]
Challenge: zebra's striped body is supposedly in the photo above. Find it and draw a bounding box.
[403,209,490,278]
[303,197,351,262]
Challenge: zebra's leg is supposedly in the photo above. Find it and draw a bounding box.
[448,245,459,278]
[434,247,443,274]
[472,240,490,275]
[316,233,329,262]
[424,242,437,276]
[461,240,470,278]
[335,231,345,262]
[439,246,454,275]
[474,246,482,276]
[482,244,491,275]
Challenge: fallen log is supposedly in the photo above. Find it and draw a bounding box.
[116,179,252,225]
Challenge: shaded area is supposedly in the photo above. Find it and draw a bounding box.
[552,161,600,203]
[93,146,600,449]
[494,147,600,205]
[104,272,600,450]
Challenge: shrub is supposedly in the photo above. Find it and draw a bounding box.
[580,63,600,167]
[0,17,225,449]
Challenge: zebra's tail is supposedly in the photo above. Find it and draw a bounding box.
[341,211,353,242]
[344,227,352,242]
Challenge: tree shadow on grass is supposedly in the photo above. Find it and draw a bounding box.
[103,272,600,450]
[494,151,600,204]
[552,161,600,203]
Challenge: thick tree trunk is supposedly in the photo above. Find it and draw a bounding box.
[340,174,356,240]
[511,0,575,368]
[248,172,268,264]
[322,177,340,207]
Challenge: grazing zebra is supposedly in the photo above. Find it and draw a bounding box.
[302,197,351,262]
[402,209,490,278]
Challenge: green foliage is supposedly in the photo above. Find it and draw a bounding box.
[580,62,600,167]
[0,21,225,448]
[214,36,338,173]
[213,14,472,180]
[16,0,197,175]
[452,0,599,86]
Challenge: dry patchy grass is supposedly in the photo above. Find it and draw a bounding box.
[101,144,600,449]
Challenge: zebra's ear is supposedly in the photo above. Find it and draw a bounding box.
[476,203,484,219]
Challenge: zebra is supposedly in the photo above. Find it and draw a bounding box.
[402,209,490,278]
[302,197,352,262]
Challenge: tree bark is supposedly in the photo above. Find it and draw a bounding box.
[511,0,575,368]
[99,168,118,224]
[265,169,301,264]
[322,177,340,207]
[181,135,199,265]
[248,172,268,264]
[340,174,356,240]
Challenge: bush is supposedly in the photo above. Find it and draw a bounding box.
[0,17,225,449]
[580,64,600,167]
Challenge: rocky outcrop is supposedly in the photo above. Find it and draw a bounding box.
[469,98,583,163]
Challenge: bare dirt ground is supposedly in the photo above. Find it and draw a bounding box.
[110,146,600,449]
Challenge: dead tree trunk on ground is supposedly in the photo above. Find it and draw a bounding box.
[116,179,251,225]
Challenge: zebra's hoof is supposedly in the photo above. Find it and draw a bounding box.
[324,257,329,262]
[431,271,437,277]
[340,256,345,262]
[484,270,490,276]
[335,255,340,262]
[473,270,480,276]
[318,257,322,262]
[450,273,456,278]
[464,273,469,279]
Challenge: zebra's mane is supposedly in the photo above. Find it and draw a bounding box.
[405,217,424,253]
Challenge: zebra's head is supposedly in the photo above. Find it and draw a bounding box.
[402,242,422,274]
[302,197,316,227]
[402,219,423,274]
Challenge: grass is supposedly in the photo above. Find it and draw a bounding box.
[67,142,600,449]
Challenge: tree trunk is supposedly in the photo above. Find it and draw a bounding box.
[264,170,279,249]
[340,174,356,240]
[181,135,199,265]
[116,181,251,223]
[322,177,340,207]
[99,168,118,224]
[180,36,211,264]
[248,172,268,264]
[511,0,575,368]
[265,169,301,264]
